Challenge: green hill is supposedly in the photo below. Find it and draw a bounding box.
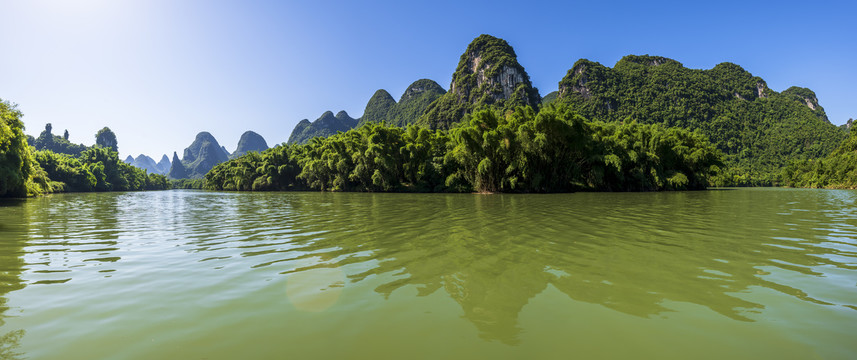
[231,131,269,158]
[357,79,447,128]
[171,132,230,179]
[287,111,359,145]
[357,90,397,127]
[418,34,541,130]
[386,79,447,127]
[552,55,845,184]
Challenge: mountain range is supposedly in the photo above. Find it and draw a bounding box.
[164,130,269,179]
[282,34,845,182]
[286,79,449,145]
[124,154,170,175]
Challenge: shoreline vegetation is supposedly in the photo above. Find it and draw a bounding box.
[1,99,169,198]
[204,106,722,193]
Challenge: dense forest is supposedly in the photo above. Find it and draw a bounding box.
[1,98,169,197]
[782,130,857,189]
[205,105,722,193]
[282,35,845,187]
[553,56,845,185]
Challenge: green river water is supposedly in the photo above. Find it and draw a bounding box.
[0,188,855,359]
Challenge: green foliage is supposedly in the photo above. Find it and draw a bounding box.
[2,100,165,195]
[170,178,204,189]
[95,127,118,152]
[355,80,449,129]
[287,111,359,145]
[419,35,541,129]
[385,79,447,127]
[206,146,303,191]
[207,105,722,193]
[34,148,169,192]
[782,131,857,189]
[555,56,845,185]
[541,91,558,106]
[33,123,89,156]
[0,99,46,197]
[358,89,397,127]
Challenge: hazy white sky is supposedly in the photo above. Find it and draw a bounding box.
[1,0,855,158]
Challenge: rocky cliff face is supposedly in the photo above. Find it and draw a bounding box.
[419,34,540,129]
[448,35,539,106]
[232,131,269,158]
[287,111,359,144]
[782,87,829,123]
[168,151,188,179]
[176,132,229,178]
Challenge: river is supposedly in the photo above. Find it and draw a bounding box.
[0,189,855,359]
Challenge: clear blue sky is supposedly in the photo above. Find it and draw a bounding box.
[1,0,855,159]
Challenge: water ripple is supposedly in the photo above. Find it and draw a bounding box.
[0,188,855,355]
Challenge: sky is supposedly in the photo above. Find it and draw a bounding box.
[1,0,855,159]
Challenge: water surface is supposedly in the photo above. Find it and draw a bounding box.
[1,189,856,359]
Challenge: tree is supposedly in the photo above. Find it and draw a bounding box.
[95,127,118,152]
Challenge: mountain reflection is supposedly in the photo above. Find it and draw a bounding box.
[4,190,855,347]
[261,190,857,344]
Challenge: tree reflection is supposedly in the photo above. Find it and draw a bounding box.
[272,190,857,344]
[0,199,28,359]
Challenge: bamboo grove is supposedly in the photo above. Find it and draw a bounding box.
[205,106,723,193]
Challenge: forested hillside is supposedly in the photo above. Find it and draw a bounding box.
[287,111,358,145]
[419,35,541,129]
[553,55,845,184]
[206,105,721,193]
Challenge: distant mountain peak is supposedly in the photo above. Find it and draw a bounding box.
[232,130,269,158]
[175,131,229,178]
[168,151,188,179]
[419,34,540,129]
[358,89,397,126]
[400,79,445,102]
[287,111,359,144]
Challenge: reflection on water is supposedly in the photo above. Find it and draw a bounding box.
[251,190,857,344]
[0,189,856,354]
[0,199,26,359]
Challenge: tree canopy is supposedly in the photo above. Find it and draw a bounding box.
[553,56,845,185]
[206,105,722,193]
